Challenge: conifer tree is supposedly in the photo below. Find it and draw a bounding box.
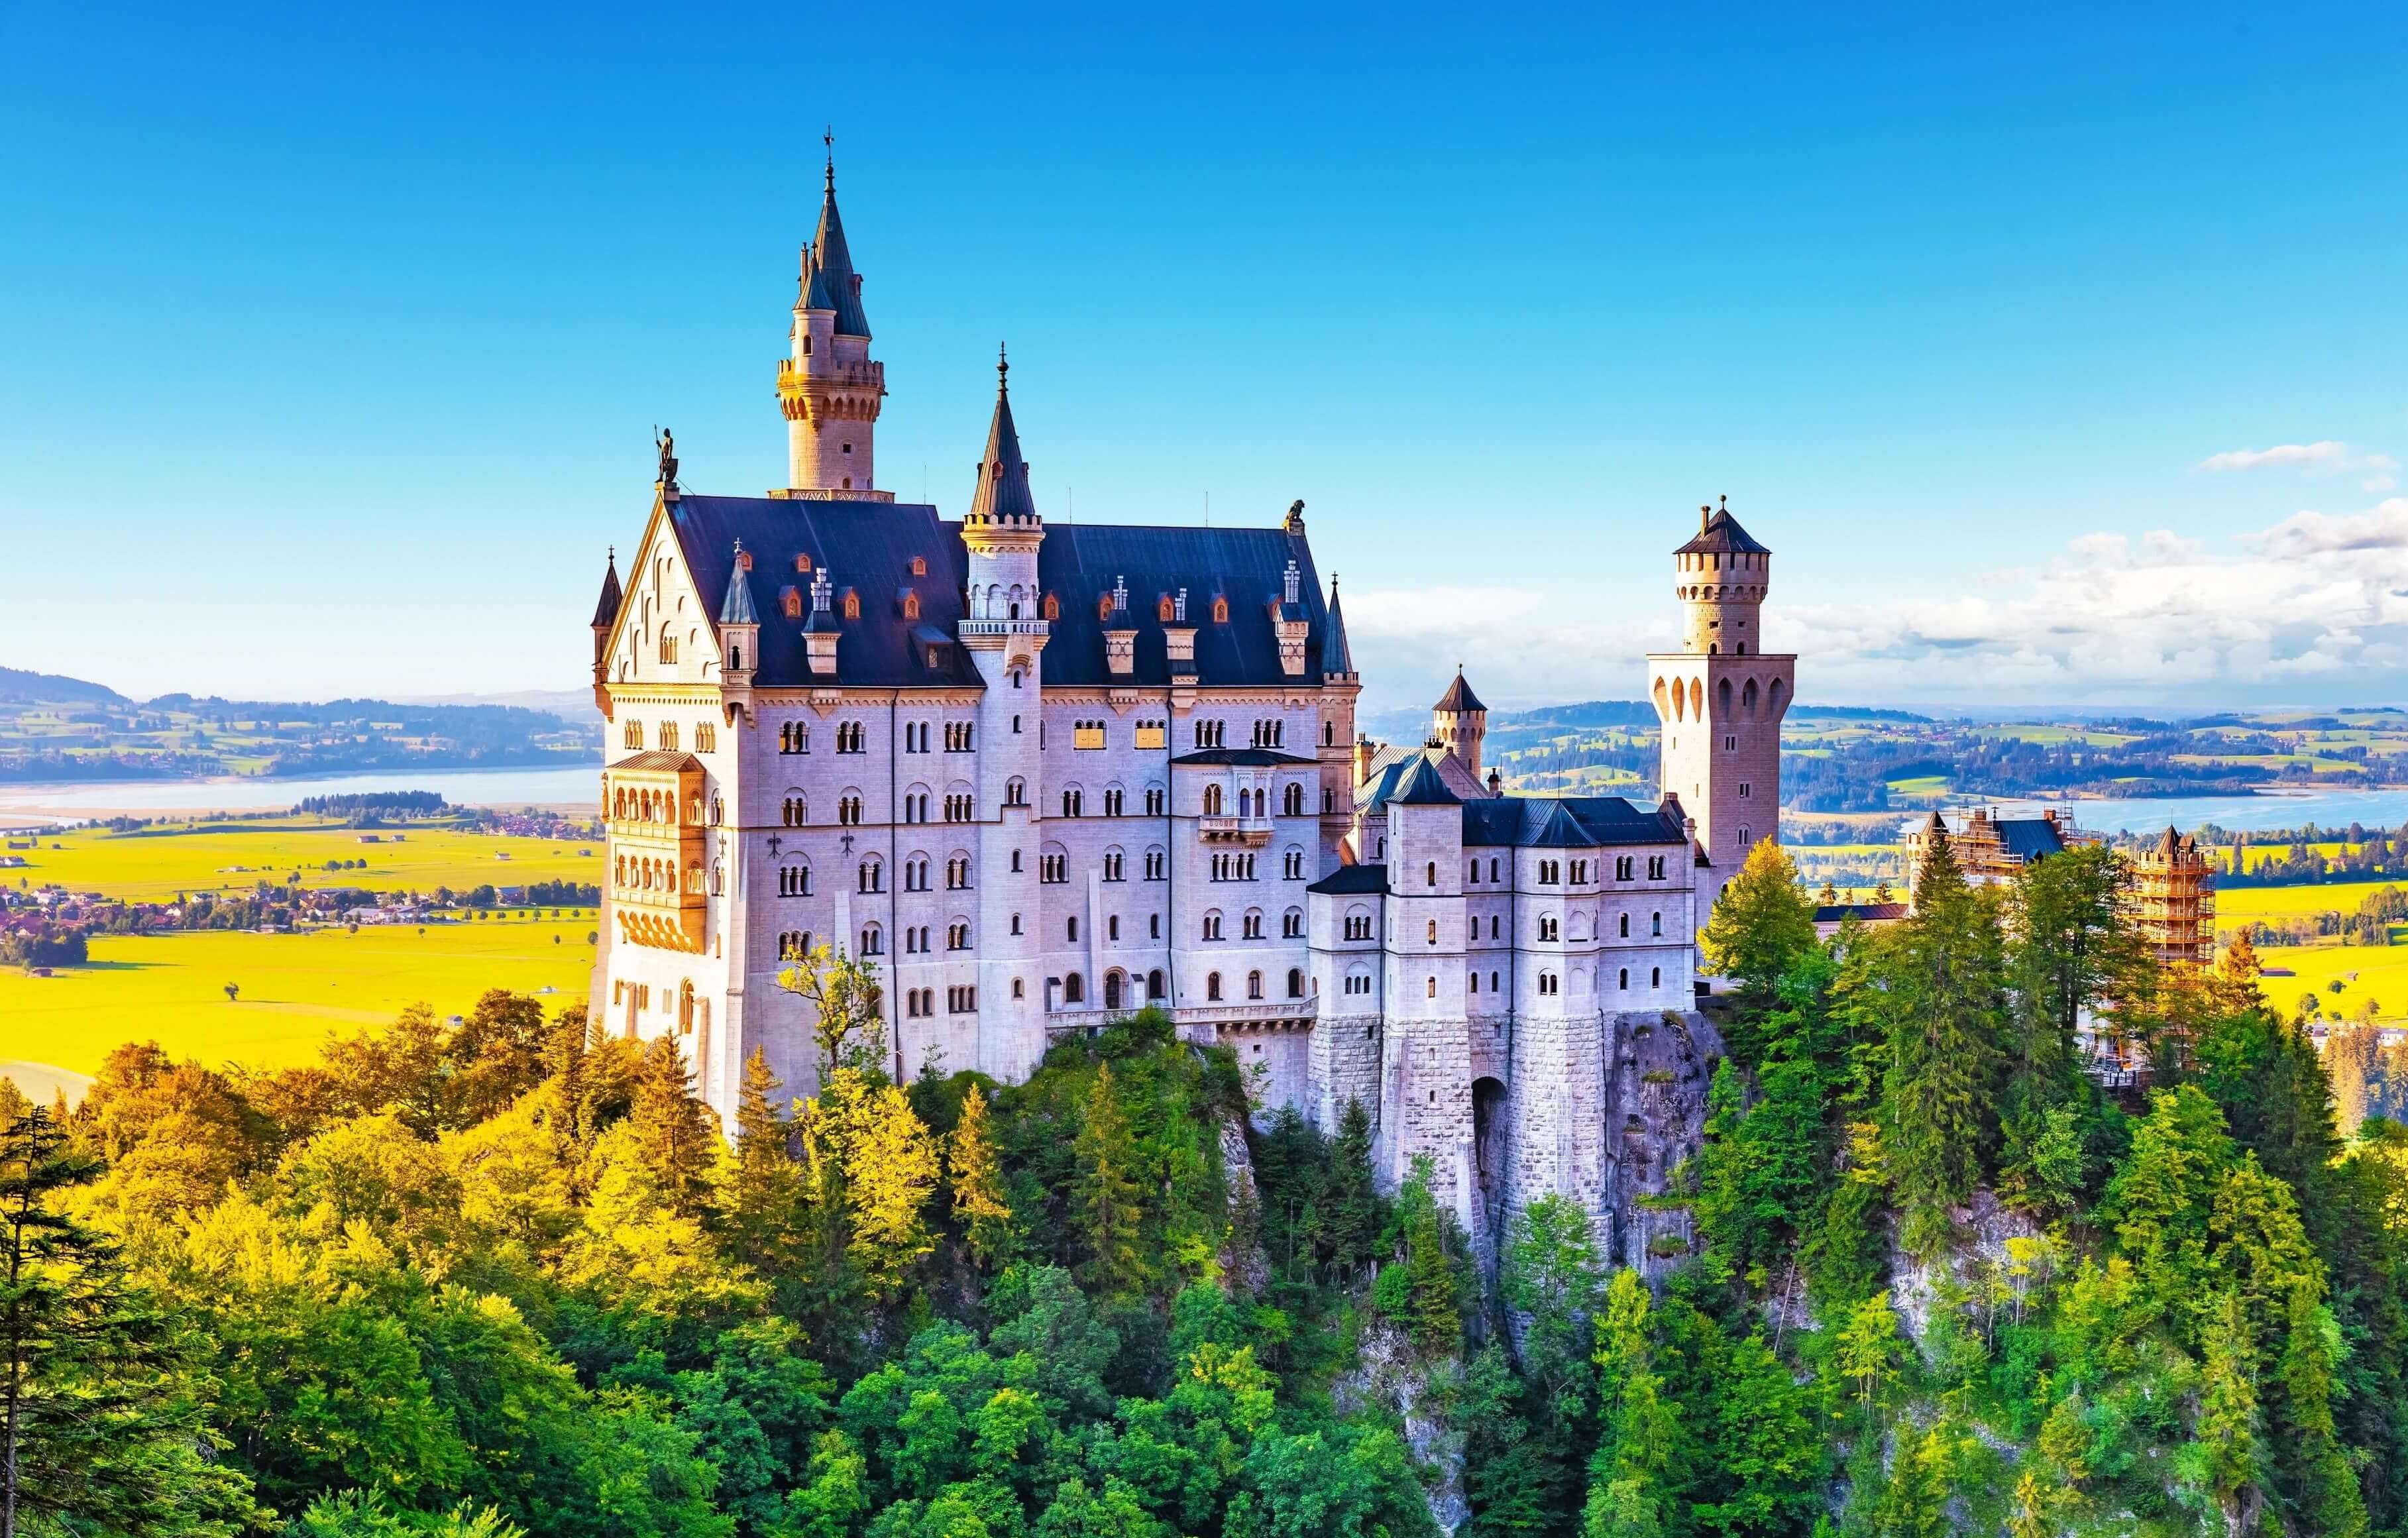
[629,1034,716,1220]
[1326,1097,1382,1282]
[727,1047,804,1269]
[946,1085,1015,1271]
[1700,839,1820,1033]
[1071,1064,1144,1297]
[2185,1290,2266,1535]
[1878,832,2006,1258]
[0,1109,254,1537]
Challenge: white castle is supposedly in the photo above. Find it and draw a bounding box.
[587,158,1795,1250]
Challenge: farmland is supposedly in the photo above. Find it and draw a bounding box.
[5,818,601,901]
[0,916,599,1087]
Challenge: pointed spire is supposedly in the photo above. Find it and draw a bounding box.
[1320,573,1356,676]
[718,540,760,626]
[592,547,623,629]
[968,345,1038,522]
[797,239,836,312]
[1435,665,1486,714]
[810,133,871,337]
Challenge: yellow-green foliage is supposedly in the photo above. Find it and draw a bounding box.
[7,821,598,902]
[0,920,596,1078]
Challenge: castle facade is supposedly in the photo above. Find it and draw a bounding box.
[586,162,1792,1250]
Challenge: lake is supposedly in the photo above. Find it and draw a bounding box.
[0,762,603,824]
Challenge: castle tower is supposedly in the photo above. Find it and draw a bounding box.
[1647,497,1793,920]
[1432,667,1487,783]
[958,348,1050,1079]
[2132,825,2215,967]
[777,150,889,498]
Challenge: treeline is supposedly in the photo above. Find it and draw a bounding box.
[295,791,450,816]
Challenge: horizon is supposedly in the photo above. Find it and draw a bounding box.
[7,3,2407,713]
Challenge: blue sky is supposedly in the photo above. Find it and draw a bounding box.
[7,2,2407,714]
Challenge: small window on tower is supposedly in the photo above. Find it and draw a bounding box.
[1211,595,1230,624]
[1042,593,1060,621]
[842,441,853,454]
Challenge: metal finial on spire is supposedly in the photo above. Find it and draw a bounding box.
[823,125,836,188]
[997,342,1009,392]
[1720,494,1728,512]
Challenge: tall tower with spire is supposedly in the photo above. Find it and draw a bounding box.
[778,142,889,498]
[1646,498,1794,920]
[958,348,1050,1079]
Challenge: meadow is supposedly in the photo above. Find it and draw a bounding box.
[0,916,599,1090]
[7,818,600,900]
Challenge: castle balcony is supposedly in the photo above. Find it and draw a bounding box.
[957,618,1051,639]
[1043,997,1318,1044]
[1199,815,1276,846]
[777,358,885,389]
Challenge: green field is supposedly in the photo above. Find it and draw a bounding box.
[7,820,600,901]
[0,918,598,1079]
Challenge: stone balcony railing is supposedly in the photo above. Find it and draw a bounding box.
[957,618,1052,639]
[1042,997,1318,1042]
[1197,815,1276,844]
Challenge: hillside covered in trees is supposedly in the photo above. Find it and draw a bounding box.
[8,836,2408,1536]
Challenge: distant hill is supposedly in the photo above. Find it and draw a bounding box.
[0,666,130,707]
[400,688,602,723]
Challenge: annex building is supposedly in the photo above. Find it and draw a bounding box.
[586,158,1794,1251]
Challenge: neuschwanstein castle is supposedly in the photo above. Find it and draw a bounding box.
[586,158,1794,1250]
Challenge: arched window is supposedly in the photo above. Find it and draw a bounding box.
[1427,918,1437,944]
[1287,967,1304,999]
[1619,967,1629,990]
[1651,911,1663,937]
[1426,976,1437,999]
[1284,783,1304,816]
[1063,972,1084,1004]
[1247,970,1263,1001]
[1207,971,1223,1002]
[1651,966,1661,987]
[1427,861,1437,888]
[1148,969,1166,999]
[1203,784,1224,815]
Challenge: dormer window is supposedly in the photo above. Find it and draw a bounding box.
[903,592,921,621]
[1042,593,1060,621]
[841,590,860,620]
[1098,594,1115,621]
[1211,595,1229,624]
[795,553,812,574]
[910,555,926,576]
[782,587,802,619]
[1158,594,1175,622]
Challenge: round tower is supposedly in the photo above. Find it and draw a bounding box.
[777,152,887,497]
[1676,495,1771,654]
[1432,667,1488,782]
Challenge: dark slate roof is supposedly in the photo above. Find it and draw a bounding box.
[1307,863,1390,895]
[665,495,979,687]
[1435,668,1486,714]
[1815,902,1908,923]
[1459,795,1690,848]
[1994,818,2068,861]
[718,549,761,626]
[1170,747,1318,768]
[808,166,871,338]
[1321,579,1356,675]
[592,553,623,628]
[1030,520,1334,688]
[1391,755,1461,805]
[1675,504,1771,557]
[967,364,1038,522]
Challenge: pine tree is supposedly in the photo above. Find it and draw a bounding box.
[2276,1279,2369,1537]
[727,1048,804,1268]
[1700,839,1820,1030]
[2185,1290,2266,1535]
[1326,1097,1382,1282]
[1879,832,2006,1259]
[1072,1064,1145,1297]
[628,1034,716,1220]
[946,1085,1015,1270]
[0,1109,254,1537]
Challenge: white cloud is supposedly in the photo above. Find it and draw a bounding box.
[2198,441,2397,490]
[2199,441,2351,472]
[1348,496,2408,712]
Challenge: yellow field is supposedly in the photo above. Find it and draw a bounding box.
[0,919,597,1079]
[2215,880,2402,922]
[7,821,601,901]
[2246,943,2408,1022]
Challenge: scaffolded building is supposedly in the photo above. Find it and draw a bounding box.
[2130,824,2216,967]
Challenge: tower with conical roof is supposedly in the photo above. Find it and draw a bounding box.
[958,348,1050,1081]
[1432,667,1488,783]
[1646,497,1794,918]
[777,145,889,498]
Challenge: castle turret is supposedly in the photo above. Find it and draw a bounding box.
[590,547,622,714]
[777,150,888,498]
[718,540,760,720]
[956,348,1049,1080]
[1647,497,1793,920]
[1433,667,1487,782]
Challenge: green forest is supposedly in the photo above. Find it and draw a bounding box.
[8,833,2408,1537]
